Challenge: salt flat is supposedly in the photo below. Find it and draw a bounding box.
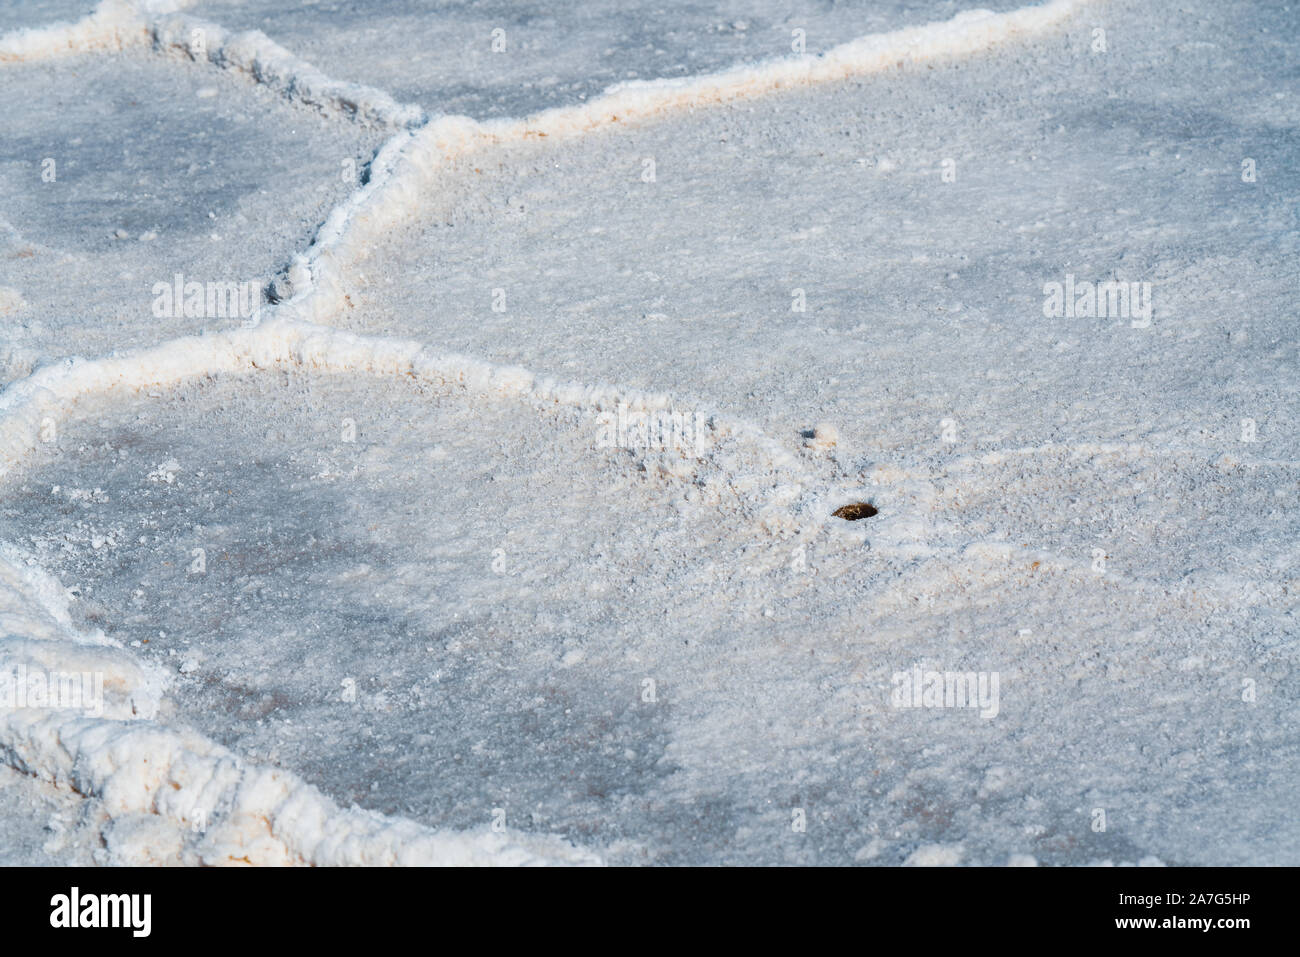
[0,0,1295,865]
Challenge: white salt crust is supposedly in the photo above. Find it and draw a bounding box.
[0,0,1095,864]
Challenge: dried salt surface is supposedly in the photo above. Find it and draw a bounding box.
[0,1,100,35]
[0,0,1297,865]
[8,365,1296,865]
[0,48,385,382]
[0,1,205,63]
[351,0,1297,462]
[0,474,602,864]
[0,764,100,865]
[182,0,1041,119]
[1,371,827,861]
